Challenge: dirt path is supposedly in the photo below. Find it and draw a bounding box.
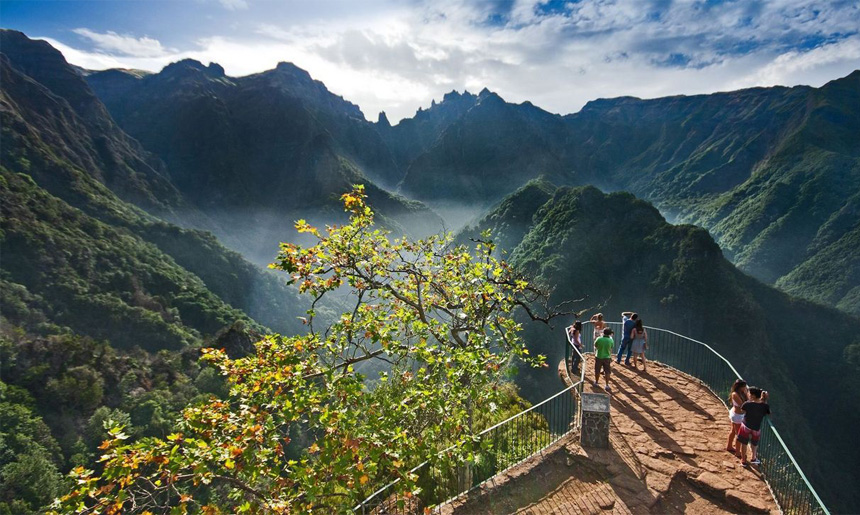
[444,356,779,514]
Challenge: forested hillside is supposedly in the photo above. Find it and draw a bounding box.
[460,181,860,510]
[84,38,860,315]
[0,30,310,513]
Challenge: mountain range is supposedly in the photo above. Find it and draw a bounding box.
[83,43,860,317]
[1,28,859,512]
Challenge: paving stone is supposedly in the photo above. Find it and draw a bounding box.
[610,473,646,494]
[644,471,674,494]
[721,460,737,470]
[637,455,677,477]
[692,471,734,496]
[726,490,770,513]
[700,461,720,473]
[597,497,616,510]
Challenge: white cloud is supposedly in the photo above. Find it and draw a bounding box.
[40,0,860,122]
[220,0,249,11]
[736,38,860,88]
[72,28,170,58]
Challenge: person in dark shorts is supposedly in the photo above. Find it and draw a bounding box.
[737,387,771,466]
[594,327,614,392]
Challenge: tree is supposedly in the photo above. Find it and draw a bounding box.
[53,186,572,514]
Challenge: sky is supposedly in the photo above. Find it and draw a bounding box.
[2,0,859,122]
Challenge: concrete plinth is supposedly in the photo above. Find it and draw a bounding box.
[581,392,611,448]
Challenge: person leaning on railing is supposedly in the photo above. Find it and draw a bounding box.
[567,321,583,373]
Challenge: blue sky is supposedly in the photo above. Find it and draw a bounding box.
[3,0,859,122]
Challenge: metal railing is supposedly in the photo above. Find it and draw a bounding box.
[355,354,585,513]
[355,321,829,514]
[583,321,829,515]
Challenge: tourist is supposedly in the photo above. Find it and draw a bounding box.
[594,327,614,392]
[726,379,748,455]
[590,313,606,340]
[629,318,648,372]
[737,387,771,466]
[567,321,583,373]
[617,312,637,365]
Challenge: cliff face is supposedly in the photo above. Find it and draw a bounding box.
[0,30,185,214]
[561,73,860,311]
[397,89,572,206]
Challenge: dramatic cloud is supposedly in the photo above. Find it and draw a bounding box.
[72,28,170,58]
[39,0,860,121]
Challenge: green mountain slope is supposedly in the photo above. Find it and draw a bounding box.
[0,31,306,336]
[463,183,860,511]
[0,31,185,215]
[1,171,253,349]
[560,73,860,315]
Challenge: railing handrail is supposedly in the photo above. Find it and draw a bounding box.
[583,320,829,515]
[765,412,830,511]
[480,381,577,435]
[639,324,745,381]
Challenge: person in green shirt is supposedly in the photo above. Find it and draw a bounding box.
[594,327,615,392]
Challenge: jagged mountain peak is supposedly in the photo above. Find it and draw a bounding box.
[377,110,391,127]
[247,61,364,119]
[0,28,62,62]
[273,60,313,80]
[88,68,150,80]
[476,88,505,105]
[441,89,477,103]
[820,68,860,91]
[160,58,226,79]
[0,29,100,113]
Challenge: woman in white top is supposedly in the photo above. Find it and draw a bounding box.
[726,379,748,455]
[590,313,606,341]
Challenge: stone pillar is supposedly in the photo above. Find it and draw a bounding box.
[580,392,611,448]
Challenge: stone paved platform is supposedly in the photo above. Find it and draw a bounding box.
[443,356,779,514]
